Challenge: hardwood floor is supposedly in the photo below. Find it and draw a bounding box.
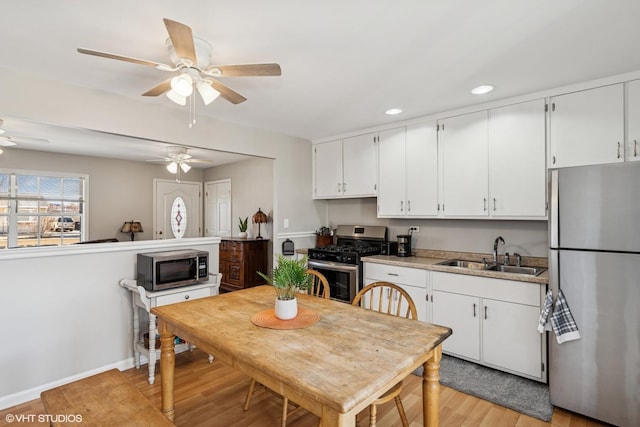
[0,350,609,427]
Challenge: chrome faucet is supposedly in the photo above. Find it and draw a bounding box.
[493,236,505,265]
[514,252,522,267]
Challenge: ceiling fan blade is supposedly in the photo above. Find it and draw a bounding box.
[163,18,196,64]
[209,80,247,104]
[212,63,282,77]
[0,137,17,147]
[77,48,166,68]
[142,79,172,96]
[185,158,212,164]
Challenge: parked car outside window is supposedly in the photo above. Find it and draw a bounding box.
[51,217,75,232]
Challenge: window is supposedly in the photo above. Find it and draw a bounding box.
[0,170,87,249]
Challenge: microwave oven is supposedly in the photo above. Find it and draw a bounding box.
[137,249,209,291]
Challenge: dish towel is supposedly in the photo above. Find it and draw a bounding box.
[538,289,581,343]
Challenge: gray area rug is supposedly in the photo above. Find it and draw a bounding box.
[414,355,553,422]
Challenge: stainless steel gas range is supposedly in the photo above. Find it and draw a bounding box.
[307,225,387,303]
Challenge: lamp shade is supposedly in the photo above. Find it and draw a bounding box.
[252,208,268,224]
[171,73,194,97]
[166,90,187,106]
[180,162,191,173]
[121,220,143,241]
[166,161,178,174]
[197,81,221,105]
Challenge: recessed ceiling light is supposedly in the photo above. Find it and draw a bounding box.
[385,108,403,115]
[471,85,494,95]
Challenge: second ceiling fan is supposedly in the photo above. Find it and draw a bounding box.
[77,18,281,106]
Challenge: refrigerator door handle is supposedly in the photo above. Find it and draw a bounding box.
[549,169,559,248]
[549,249,559,295]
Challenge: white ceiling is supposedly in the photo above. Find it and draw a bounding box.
[2,1,640,152]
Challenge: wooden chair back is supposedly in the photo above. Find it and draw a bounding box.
[352,281,417,320]
[305,269,331,299]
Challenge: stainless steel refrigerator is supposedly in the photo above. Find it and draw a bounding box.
[549,163,640,427]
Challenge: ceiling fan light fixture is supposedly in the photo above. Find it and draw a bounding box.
[197,81,220,105]
[0,129,4,135]
[166,161,178,174]
[180,162,192,173]
[166,90,187,106]
[171,73,194,97]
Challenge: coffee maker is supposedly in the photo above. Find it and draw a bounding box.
[396,234,412,257]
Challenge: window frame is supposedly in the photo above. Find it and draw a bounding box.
[0,168,89,249]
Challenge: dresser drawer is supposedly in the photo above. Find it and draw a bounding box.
[155,287,212,306]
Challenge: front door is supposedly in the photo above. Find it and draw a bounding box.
[154,179,202,240]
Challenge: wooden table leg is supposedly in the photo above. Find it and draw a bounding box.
[423,344,442,427]
[320,405,356,427]
[158,319,176,421]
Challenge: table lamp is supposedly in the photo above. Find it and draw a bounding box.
[121,220,143,241]
[252,208,268,240]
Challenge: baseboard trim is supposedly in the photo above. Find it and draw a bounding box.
[0,358,136,410]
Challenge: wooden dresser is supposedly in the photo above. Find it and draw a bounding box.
[219,238,269,292]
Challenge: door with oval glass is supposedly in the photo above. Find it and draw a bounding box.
[154,179,202,239]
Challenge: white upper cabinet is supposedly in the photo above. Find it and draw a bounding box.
[313,139,343,198]
[377,123,438,217]
[626,79,640,162]
[440,111,489,217]
[313,133,377,199]
[549,84,624,168]
[488,100,547,218]
[377,127,406,216]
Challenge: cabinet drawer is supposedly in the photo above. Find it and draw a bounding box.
[156,287,212,306]
[365,263,428,287]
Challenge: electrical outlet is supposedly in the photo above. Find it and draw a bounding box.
[283,218,289,229]
[410,226,420,233]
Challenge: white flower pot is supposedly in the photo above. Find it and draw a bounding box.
[275,297,298,320]
[238,231,248,238]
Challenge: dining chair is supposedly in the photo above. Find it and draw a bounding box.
[243,270,330,427]
[351,281,418,427]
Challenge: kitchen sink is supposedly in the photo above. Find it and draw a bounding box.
[436,259,546,276]
[435,259,488,270]
[485,265,547,276]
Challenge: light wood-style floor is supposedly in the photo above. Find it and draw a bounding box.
[0,349,609,427]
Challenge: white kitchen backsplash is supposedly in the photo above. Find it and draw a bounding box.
[326,198,548,257]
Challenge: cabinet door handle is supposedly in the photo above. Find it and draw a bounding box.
[342,182,346,192]
[473,303,477,317]
[400,200,404,212]
[552,155,556,164]
[484,306,488,320]
[635,140,638,157]
[483,198,487,212]
[617,142,622,159]
[407,200,411,212]
[493,198,496,212]
[184,295,190,300]
[337,182,341,193]
[387,272,399,276]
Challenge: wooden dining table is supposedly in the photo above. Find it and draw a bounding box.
[151,285,452,426]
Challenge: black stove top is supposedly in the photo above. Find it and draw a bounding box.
[308,241,382,264]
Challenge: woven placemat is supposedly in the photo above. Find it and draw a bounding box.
[251,307,319,330]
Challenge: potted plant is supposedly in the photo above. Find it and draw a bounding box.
[238,216,248,238]
[258,255,312,320]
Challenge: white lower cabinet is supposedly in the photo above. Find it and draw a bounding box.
[364,262,429,322]
[431,271,547,382]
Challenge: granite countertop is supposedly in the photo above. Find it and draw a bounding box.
[362,249,548,285]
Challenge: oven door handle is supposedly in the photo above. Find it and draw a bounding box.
[308,260,358,272]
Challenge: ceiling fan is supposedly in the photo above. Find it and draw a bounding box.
[0,119,49,153]
[77,18,281,106]
[147,146,211,174]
